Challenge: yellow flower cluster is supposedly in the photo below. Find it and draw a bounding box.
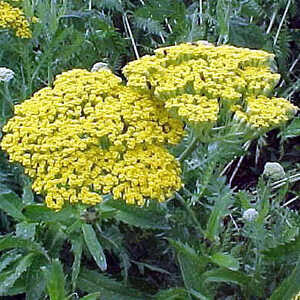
[123,41,296,129]
[1,69,183,210]
[0,1,32,38]
[232,95,297,128]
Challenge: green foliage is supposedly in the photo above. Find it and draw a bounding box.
[269,257,300,299]
[280,117,300,139]
[0,0,299,299]
[77,268,148,300]
[204,177,234,242]
[43,259,67,300]
[104,199,170,229]
[169,239,211,298]
[81,223,107,272]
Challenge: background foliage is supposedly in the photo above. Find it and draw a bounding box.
[0,0,299,299]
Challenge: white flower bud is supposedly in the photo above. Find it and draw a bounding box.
[263,162,285,180]
[0,67,14,82]
[243,208,258,222]
[91,62,110,72]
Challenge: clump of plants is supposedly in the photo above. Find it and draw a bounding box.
[1,42,297,211]
[0,1,299,299]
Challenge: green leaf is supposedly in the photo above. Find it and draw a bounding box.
[70,235,83,288]
[0,253,35,295]
[81,224,107,272]
[216,0,230,43]
[133,261,170,275]
[189,289,212,300]
[16,222,36,240]
[134,16,167,37]
[0,250,22,273]
[280,117,300,139]
[0,235,49,260]
[23,205,78,223]
[210,252,239,271]
[229,19,268,49]
[155,288,190,300]
[97,0,124,12]
[25,261,46,300]
[43,259,66,300]
[6,277,26,296]
[0,190,26,221]
[103,200,170,229]
[77,268,147,300]
[263,234,300,262]
[269,257,300,300]
[202,268,251,286]
[22,178,34,205]
[240,0,263,17]
[205,178,234,242]
[168,239,211,298]
[79,292,101,300]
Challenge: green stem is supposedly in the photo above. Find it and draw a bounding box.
[175,192,205,236]
[178,136,198,162]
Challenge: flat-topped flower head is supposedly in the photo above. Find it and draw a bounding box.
[0,1,33,38]
[123,42,294,132]
[1,68,183,210]
[232,95,298,130]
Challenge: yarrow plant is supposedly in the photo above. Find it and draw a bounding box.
[0,0,36,38]
[0,41,297,211]
[0,1,299,298]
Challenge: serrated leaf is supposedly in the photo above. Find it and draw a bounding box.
[0,235,49,260]
[0,253,35,295]
[103,200,170,229]
[269,257,300,300]
[77,268,147,300]
[134,16,167,37]
[240,0,263,17]
[43,259,66,300]
[16,222,36,240]
[97,0,124,12]
[82,224,107,272]
[79,292,101,300]
[210,252,239,271]
[0,190,26,221]
[229,19,268,49]
[168,239,211,298]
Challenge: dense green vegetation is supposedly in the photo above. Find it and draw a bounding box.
[0,0,299,299]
